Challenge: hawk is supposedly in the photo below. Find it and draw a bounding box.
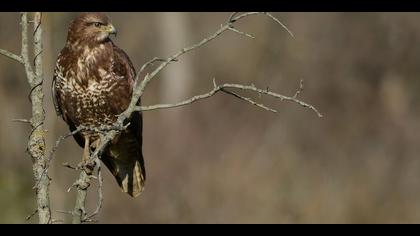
[52,13,145,197]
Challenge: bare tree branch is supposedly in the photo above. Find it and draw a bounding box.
[21,13,34,83]
[220,88,277,113]
[0,12,52,224]
[222,83,322,117]
[136,79,322,117]
[71,170,90,224]
[136,79,279,113]
[69,151,103,223]
[60,154,103,224]
[12,118,31,124]
[27,12,51,224]
[228,12,240,23]
[25,209,38,221]
[33,126,84,191]
[81,159,103,223]
[0,48,23,64]
[70,150,104,224]
[262,12,295,38]
[293,79,304,99]
[228,26,256,39]
[138,57,178,75]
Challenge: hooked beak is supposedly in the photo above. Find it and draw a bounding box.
[106,24,117,37]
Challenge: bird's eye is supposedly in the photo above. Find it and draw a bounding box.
[94,22,101,27]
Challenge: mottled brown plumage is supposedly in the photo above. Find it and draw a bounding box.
[52,13,145,197]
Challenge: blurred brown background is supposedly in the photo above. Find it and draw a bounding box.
[0,12,420,223]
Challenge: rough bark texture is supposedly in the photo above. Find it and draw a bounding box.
[72,170,89,224]
[25,12,51,224]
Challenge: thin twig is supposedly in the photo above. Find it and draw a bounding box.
[223,83,323,117]
[82,159,103,223]
[33,127,84,189]
[0,49,23,64]
[228,26,255,39]
[221,88,277,113]
[21,13,34,83]
[48,128,84,162]
[25,209,38,221]
[228,12,239,23]
[62,162,77,170]
[136,80,322,117]
[139,57,178,75]
[35,122,130,189]
[12,118,31,124]
[71,163,93,223]
[262,12,295,38]
[293,79,304,99]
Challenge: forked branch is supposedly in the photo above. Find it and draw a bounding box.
[136,79,322,117]
[0,12,51,224]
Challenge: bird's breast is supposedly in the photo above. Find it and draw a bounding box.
[61,74,131,128]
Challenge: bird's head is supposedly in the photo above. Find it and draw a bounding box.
[67,12,117,46]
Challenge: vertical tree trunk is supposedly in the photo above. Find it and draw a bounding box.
[23,12,51,224]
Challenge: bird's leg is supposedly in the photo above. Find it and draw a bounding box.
[82,135,90,164]
[90,136,101,151]
[82,135,96,173]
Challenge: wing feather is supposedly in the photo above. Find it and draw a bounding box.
[101,44,146,197]
[52,59,63,116]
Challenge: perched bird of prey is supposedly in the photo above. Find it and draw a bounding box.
[52,13,145,197]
